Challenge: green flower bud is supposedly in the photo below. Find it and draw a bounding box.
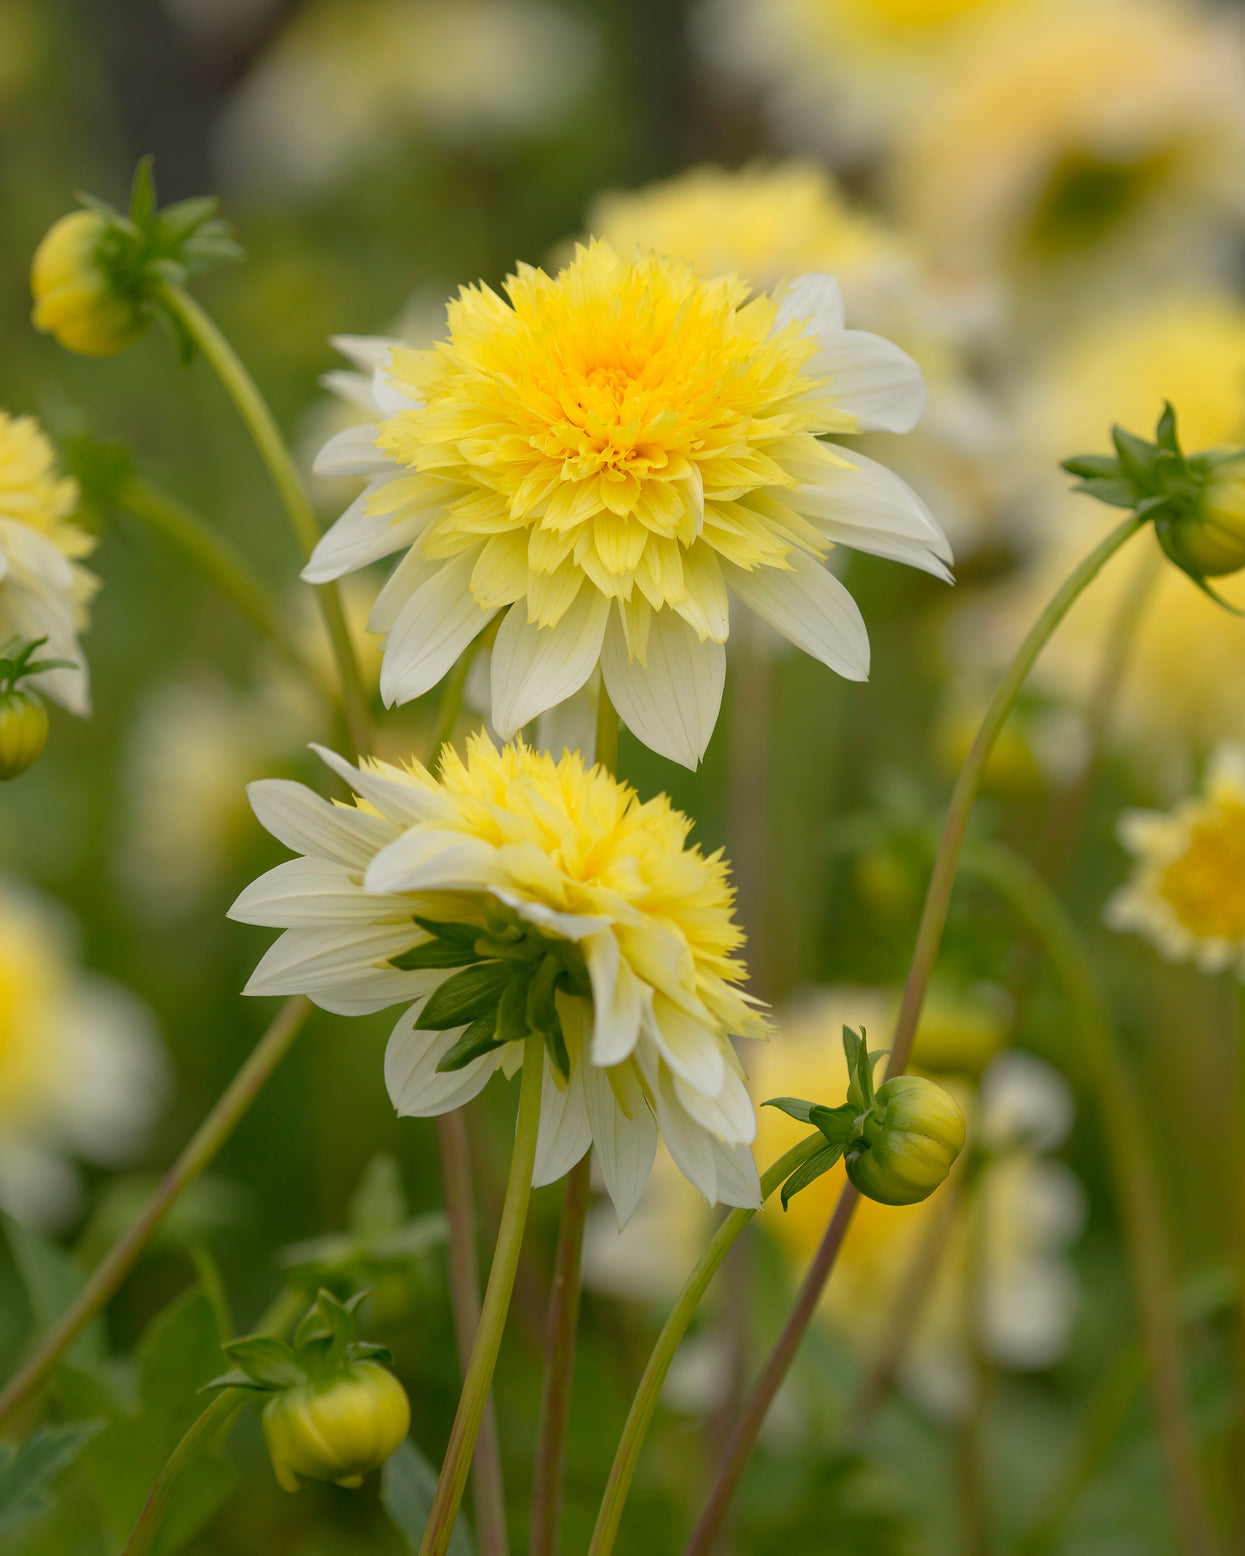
[261,1360,410,1492]
[0,687,48,780]
[1159,457,1245,579]
[30,210,149,357]
[846,1074,966,1206]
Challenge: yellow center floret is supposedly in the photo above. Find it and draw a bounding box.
[376,240,851,641]
[0,412,90,560]
[1158,801,1245,942]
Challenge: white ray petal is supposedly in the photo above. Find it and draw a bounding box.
[229,856,406,926]
[652,1066,719,1203]
[490,589,611,739]
[775,272,845,338]
[365,828,503,894]
[673,1065,756,1147]
[302,478,432,584]
[312,744,456,828]
[721,553,869,681]
[794,449,953,580]
[243,923,429,999]
[312,424,392,478]
[583,1059,656,1228]
[586,930,643,1066]
[810,330,927,433]
[246,779,397,866]
[385,1012,502,1116]
[532,1013,593,1187]
[490,887,610,942]
[646,996,725,1096]
[709,1139,763,1209]
[600,608,724,770]
[380,550,497,707]
[329,334,401,372]
[318,372,382,414]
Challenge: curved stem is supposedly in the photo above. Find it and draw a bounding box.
[961,839,1217,1556]
[117,476,315,679]
[156,281,371,759]
[530,1152,592,1556]
[122,1285,306,1556]
[420,1031,545,1556]
[428,637,484,774]
[0,996,311,1430]
[679,512,1146,1556]
[586,1132,825,1556]
[436,1109,509,1556]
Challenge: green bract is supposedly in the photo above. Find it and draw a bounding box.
[765,1026,965,1210]
[0,638,74,781]
[1062,403,1245,609]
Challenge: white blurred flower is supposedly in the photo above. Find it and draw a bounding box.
[0,879,166,1226]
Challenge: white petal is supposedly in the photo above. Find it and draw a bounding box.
[490,589,610,739]
[582,1059,656,1228]
[600,608,724,769]
[385,1012,502,1116]
[246,779,396,866]
[229,856,406,926]
[793,448,953,581]
[312,744,456,828]
[586,931,643,1066]
[532,1025,593,1188]
[775,272,845,338]
[312,424,392,478]
[373,364,419,415]
[319,371,381,414]
[721,553,869,681]
[368,546,444,635]
[652,1066,719,1203]
[243,923,433,1001]
[380,551,497,707]
[330,333,401,372]
[646,996,725,1096]
[673,1065,756,1147]
[810,329,927,433]
[365,828,502,894]
[302,478,432,584]
[708,1140,763,1210]
[489,887,610,942]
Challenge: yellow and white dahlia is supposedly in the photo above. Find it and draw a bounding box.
[0,879,166,1226]
[0,412,97,716]
[1107,746,1245,976]
[305,239,947,767]
[229,735,768,1218]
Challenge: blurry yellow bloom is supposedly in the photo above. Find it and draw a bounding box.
[1108,746,1245,975]
[262,1361,410,1491]
[0,411,97,716]
[310,240,944,766]
[893,0,1245,283]
[30,210,148,357]
[954,295,1245,757]
[0,880,165,1226]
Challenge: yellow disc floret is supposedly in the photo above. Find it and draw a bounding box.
[376,239,854,638]
[0,412,91,560]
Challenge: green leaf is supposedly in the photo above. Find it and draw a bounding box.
[2,1213,108,1375]
[495,970,530,1048]
[528,955,568,1078]
[414,917,484,946]
[349,1155,408,1237]
[128,157,156,228]
[138,1289,230,1442]
[436,1007,506,1073]
[417,960,521,1030]
[842,1027,874,1112]
[762,1096,816,1124]
[0,1419,104,1537]
[1070,477,1138,508]
[1111,424,1158,487]
[390,939,482,971]
[1155,400,1180,453]
[1060,453,1121,480]
[220,1337,303,1390]
[808,1102,859,1148]
[780,1143,847,1211]
[381,1439,476,1556]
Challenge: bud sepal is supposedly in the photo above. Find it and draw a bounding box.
[0,637,74,780]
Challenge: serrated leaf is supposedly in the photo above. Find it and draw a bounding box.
[382,1439,476,1556]
[0,1419,104,1537]
[390,939,481,971]
[762,1096,816,1123]
[416,960,521,1030]
[780,1142,847,1211]
[221,1337,303,1389]
[436,1008,506,1073]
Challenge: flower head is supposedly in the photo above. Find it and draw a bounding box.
[307,239,947,766]
[230,735,769,1218]
[0,411,96,716]
[1107,746,1245,975]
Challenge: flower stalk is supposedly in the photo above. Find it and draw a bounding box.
[0,995,311,1431]
[679,510,1147,1556]
[419,1030,545,1556]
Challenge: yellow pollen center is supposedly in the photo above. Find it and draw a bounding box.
[1159,802,1245,942]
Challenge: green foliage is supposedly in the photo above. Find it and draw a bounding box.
[0,1420,103,1538]
[207,1287,392,1393]
[381,1439,476,1556]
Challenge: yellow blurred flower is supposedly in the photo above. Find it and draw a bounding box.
[0,411,97,717]
[952,294,1245,758]
[30,210,149,357]
[1108,745,1245,975]
[0,879,166,1226]
[893,0,1245,290]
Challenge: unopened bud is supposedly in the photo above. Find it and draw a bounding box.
[1160,457,1245,579]
[846,1074,966,1206]
[0,688,49,780]
[262,1360,410,1492]
[30,210,148,357]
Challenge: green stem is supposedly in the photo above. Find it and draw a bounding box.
[679,512,1146,1556]
[594,685,619,776]
[419,1031,545,1556]
[961,839,1217,1556]
[586,1132,825,1556]
[0,996,311,1430]
[428,636,484,775]
[117,476,314,678]
[156,281,371,759]
[121,1285,306,1556]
